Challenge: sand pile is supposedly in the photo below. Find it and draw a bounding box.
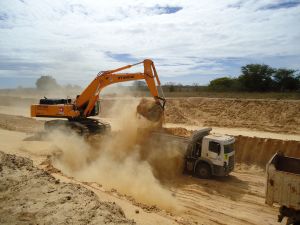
[0,151,134,225]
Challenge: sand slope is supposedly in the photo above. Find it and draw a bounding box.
[0,151,135,225]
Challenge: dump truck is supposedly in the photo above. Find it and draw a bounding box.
[150,128,235,178]
[266,153,300,225]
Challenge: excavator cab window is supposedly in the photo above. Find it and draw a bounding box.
[39,98,71,105]
[89,100,100,116]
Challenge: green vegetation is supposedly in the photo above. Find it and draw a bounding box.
[209,64,300,92]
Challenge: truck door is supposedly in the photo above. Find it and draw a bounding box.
[208,141,222,165]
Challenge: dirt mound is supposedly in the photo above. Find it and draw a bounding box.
[0,113,44,133]
[0,151,135,225]
[136,98,164,122]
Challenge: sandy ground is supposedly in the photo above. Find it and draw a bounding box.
[1,97,299,225]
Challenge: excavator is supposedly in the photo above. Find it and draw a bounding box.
[31,59,166,135]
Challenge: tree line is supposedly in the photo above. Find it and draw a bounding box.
[209,64,300,92]
[35,64,300,93]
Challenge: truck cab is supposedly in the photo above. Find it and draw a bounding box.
[185,130,235,178]
[150,127,235,179]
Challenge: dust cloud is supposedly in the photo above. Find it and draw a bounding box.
[48,99,183,211]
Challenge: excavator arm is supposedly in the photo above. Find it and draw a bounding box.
[76,59,165,117]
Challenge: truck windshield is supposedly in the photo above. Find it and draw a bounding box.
[224,144,234,154]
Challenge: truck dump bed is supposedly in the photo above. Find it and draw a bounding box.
[266,153,300,210]
[150,128,212,153]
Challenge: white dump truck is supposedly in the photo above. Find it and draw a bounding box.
[266,153,300,225]
[150,128,235,178]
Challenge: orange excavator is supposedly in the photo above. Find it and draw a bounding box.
[31,59,166,135]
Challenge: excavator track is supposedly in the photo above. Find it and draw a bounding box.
[44,118,111,137]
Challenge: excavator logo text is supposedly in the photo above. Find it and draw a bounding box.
[117,76,134,80]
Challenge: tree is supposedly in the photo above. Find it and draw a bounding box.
[238,64,276,91]
[35,75,60,90]
[273,69,300,91]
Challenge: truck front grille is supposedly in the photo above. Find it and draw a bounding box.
[228,155,235,171]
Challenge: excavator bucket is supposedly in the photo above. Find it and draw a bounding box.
[137,98,164,122]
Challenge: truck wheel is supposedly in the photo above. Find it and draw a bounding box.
[196,163,211,179]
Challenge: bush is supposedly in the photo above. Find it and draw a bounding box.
[209,77,240,91]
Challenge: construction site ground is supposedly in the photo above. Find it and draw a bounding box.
[0,96,300,225]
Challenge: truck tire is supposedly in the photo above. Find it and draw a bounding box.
[196,163,211,179]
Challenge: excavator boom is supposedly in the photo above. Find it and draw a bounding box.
[76,59,165,117]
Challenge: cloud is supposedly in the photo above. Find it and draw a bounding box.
[0,0,299,87]
[0,12,9,21]
[259,1,300,10]
[69,4,89,16]
[105,52,139,63]
[150,5,183,14]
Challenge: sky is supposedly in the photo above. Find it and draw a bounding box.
[0,0,300,88]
